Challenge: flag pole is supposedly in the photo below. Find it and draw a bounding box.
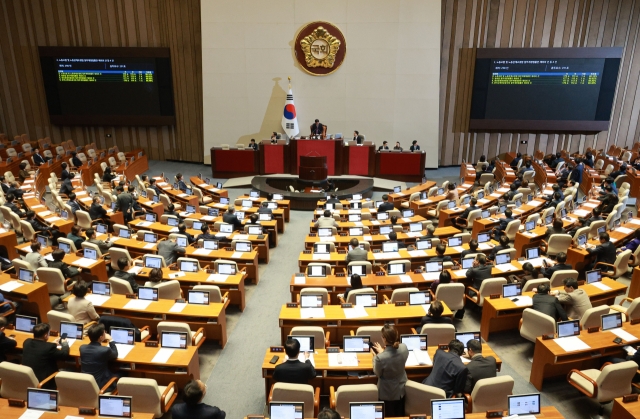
[288,76,291,90]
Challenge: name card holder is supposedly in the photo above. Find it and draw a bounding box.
[8,399,25,408]
[145,341,158,347]
[327,347,340,353]
[587,326,600,333]
[286,302,298,308]
[486,410,503,418]
[79,407,97,415]
[489,294,501,299]
[341,303,353,308]
[395,301,407,306]
[126,294,137,299]
[623,394,638,403]
[270,346,284,353]
[438,344,449,350]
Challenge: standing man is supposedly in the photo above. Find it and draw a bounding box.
[157,237,186,265]
[115,186,134,223]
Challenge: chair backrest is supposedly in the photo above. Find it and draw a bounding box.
[522,278,550,293]
[572,226,591,246]
[213,259,238,273]
[154,280,182,300]
[466,209,482,227]
[520,308,556,343]
[389,287,420,303]
[547,234,573,256]
[116,377,163,417]
[595,361,638,402]
[334,384,379,417]
[345,287,376,304]
[19,220,36,242]
[612,250,632,278]
[347,261,372,274]
[453,232,471,244]
[470,376,515,413]
[47,310,76,332]
[356,326,384,346]
[108,247,132,270]
[625,297,640,322]
[55,371,100,408]
[477,278,508,306]
[0,362,39,399]
[589,220,606,239]
[176,257,201,271]
[387,259,411,274]
[290,326,327,350]
[271,383,316,419]
[192,285,223,303]
[404,381,446,416]
[82,241,103,257]
[580,305,610,329]
[37,267,67,295]
[109,277,134,294]
[300,288,329,305]
[549,269,579,288]
[501,219,521,241]
[157,322,193,346]
[418,324,456,345]
[435,283,466,311]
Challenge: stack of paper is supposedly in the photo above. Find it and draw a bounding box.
[169,303,187,313]
[193,249,212,256]
[609,328,638,342]
[616,227,634,235]
[554,336,590,352]
[590,282,612,291]
[420,304,431,314]
[300,308,325,319]
[405,350,432,366]
[170,271,186,279]
[72,258,96,268]
[343,306,369,318]
[127,266,143,274]
[234,234,249,240]
[374,252,400,259]
[398,275,413,283]
[231,252,245,259]
[312,254,330,260]
[495,264,518,273]
[478,243,493,250]
[293,276,305,284]
[512,296,532,307]
[422,272,440,281]
[143,243,156,249]
[328,352,358,367]
[408,250,427,257]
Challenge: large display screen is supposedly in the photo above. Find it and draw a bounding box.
[39,47,175,126]
[469,48,622,131]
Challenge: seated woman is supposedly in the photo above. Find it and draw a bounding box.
[342,274,364,301]
[430,270,452,294]
[144,268,164,287]
[67,280,99,324]
[509,262,540,287]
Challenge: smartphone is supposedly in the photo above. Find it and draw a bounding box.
[269,355,279,364]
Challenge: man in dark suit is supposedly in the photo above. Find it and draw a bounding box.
[157,237,186,265]
[80,324,118,390]
[493,209,515,239]
[59,175,74,196]
[25,210,51,233]
[32,149,47,166]
[115,186,134,222]
[570,159,584,184]
[550,152,564,169]
[70,152,83,168]
[557,165,571,188]
[423,339,468,397]
[113,257,138,293]
[248,138,258,151]
[510,153,522,170]
[175,173,188,192]
[611,164,627,180]
[5,194,25,217]
[586,232,617,272]
[67,193,81,215]
[273,338,316,384]
[458,198,479,220]
[378,141,390,151]
[544,218,565,240]
[464,339,497,393]
[0,177,9,194]
[223,207,243,231]
[310,119,325,136]
[346,238,368,262]
[89,196,108,221]
[585,208,603,226]
[47,249,80,281]
[387,231,406,249]
[466,254,493,292]
[378,194,395,213]
[430,244,452,263]
[257,201,272,215]
[171,379,226,419]
[178,223,196,245]
[488,235,510,261]
[540,252,572,279]
[148,178,164,197]
[409,140,420,152]
[353,131,364,144]
[419,300,454,329]
[598,186,619,213]
[7,182,24,200]
[60,163,70,180]
[0,317,16,362]
[22,323,69,388]
[532,284,568,321]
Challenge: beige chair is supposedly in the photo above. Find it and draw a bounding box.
[290,326,330,350]
[520,308,555,343]
[300,287,330,305]
[0,362,57,399]
[214,259,239,274]
[176,257,202,271]
[355,326,384,346]
[542,234,573,257]
[580,305,610,330]
[157,321,205,348]
[387,259,411,274]
[307,262,332,276]
[269,383,320,419]
[108,247,134,270]
[142,254,166,268]
[610,297,640,322]
[348,261,373,275]
[191,285,227,304]
[56,371,115,408]
[330,384,379,418]
[37,267,72,296]
[457,209,482,231]
[153,280,182,300]
[404,381,446,416]
[116,377,177,418]
[193,187,213,204]
[386,287,420,304]
[109,277,134,294]
[19,220,36,243]
[496,248,517,260]
[467,278,507,307]
[452,232,471,244]
[504,219,521,241]
[522,278,550,293]
[466,376,515,413]
[572,226,591,246]
[427,200,449,219]
[417,324,456,346]
[596,249,632,278]
[47,310,82,332]
[117,152,126,163]
[549,269,580,288]
[435,283,466,312]
[567,361,637,416]
[12,258,33,274]
[161,214,179,225]
[345,287,376,305]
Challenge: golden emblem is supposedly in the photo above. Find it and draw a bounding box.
[300,27,341,68]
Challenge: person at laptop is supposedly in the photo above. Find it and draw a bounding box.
[510,152,522,170]
[47,248,81,283]
[378,141,390,151]
[196,224,218,242]
[502,184,517,202]
[314,210,338,229]
[475,159,495,182]
[393,141,403,151]
[23,323,69,389]
[158,237,186,265]
[546,192,563,209]
[378,194,395,213]
[257,201,272,215]
[518,160,534,176]
[164,203,182,220]
[5,194,25,217]
[419,300,454,328]
[409,140,420,152]
[464,339,497,393]
[178,223,196,245]
[89,196,108,221]
[372,324,409,416]
[86,228,113,255]
[430,270,452,294]
[248,138,258,151]
[171,379,226,419]
[488,235,510,261]
[566,217,588,237]
[113,257,138,293]
[457,197,479,221]
[585,208,603,226]
[621,229,640,253]
[430,244,452,263]
[222,207,243,231]
[532,284,568,322]
[80,324,118,391]
[175,173,188,192]
[445,183,459,202]
[461,239,479,259]
[418,224,437,242]
[346,238,368,262]
[25,242,47,272]
[317,408,340,419]
[586,232,617,272]
[544,218,565,240]
[144,268,164,287]
[554,277,592,320]
[102,165,116,182]
[25,210,51,233]
[466,254,492,296]
[341,274,364,301]
[0,317,16,362]
[510,262,539,287]
[598,177,618,197]
[492,209,514,240]
[598,186,619,214]
[7,182,24,201]
[326,193,340,205]
[387,232,406,249]
[273,337,316,385]
[148,178,164,197]
[68,280,100,324]
[540,252,572,279]
[423,339,468,398]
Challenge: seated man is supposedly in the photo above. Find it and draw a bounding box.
[314,210,338,229]
[113,257,138,293]
[466,254,492,295]
[66,192,81,214]
[178,223,195,245]
[80,324,117,391]
[257,201,272,215]
[248,138,258,151]
[222,207,243,231]
[460,239,479,259]
[419,299,453,329]
[378,194,395,212]
[503,184,518,202]
[346,238,367,262]
[5,194,25,217]
[456,198,479,224]
[488,235,510,261]
[387,231,406,249]
[86,228,113,255]
[510,153,522,170]
[518,160,534,175]
[67,225,85,250]
[273,337,316,384]
[586,232,617,272]
[7,182,24,200]
[430,244,452,263]
[175,173,188,192]
[544,218,565,239]
[532,284,568,321]
[554,277,592,320]
[585,208,603,226]
[492,209,514,239]
[540,252,572,279]
[89,196,108,221]
[171,379,226,419]
[0,317,17,362]
[148,178,164,197]
[423,339,468,397]
[378,141,390,151]
[22,323,69,388]
[158,237,186,265]
[598,186,619,214]
[25,210,51,233]
[464,339,497,394]
[196,224,218,242]
[47,249,81,282]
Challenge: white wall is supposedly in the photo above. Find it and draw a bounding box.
[201,0,441,168]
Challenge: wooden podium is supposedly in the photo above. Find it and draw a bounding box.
[299,155,327,183]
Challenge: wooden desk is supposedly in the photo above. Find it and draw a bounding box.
[188,176,229,199]
[235,194,291,222]
[0,230,18,260]
[409,183,475,218]
[612,397,640,419]
[309,215,429,234]
[303,227,460,250]
[116,150,149,181]
[0,399,155,419]
[480,278,627,341]
[0,274,52,322]
[184,247,260,284]
[387,181,436,204]
[278,303,452,346]
[530,322,640,390]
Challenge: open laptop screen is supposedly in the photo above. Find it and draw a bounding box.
[269,402,303,419]
[187,290,210,305]
[343,336,371,352]
[586,269,602,283]
[455,331,480,348]
[431,399,465,419]
[18,268,35,283]
[300,294,323,308]
[92,282,111,295]
[601,312,623,331]
[288,335,314,353]
[99,395,132,418]
[502,283,521,298]
[409,291,431,305]
[27,388,58,412]
[508,393,541,416]
[526,247,540,259]
[138,287,159,301]
[557,319,580,338]
[355,293,377,307]
[400,334,428,351]
[15,315,37,332]
[110,327,135,345]
[161,331,188,349]
[350,402,384,419]
[60,321,83,340]
[388,263,405,275]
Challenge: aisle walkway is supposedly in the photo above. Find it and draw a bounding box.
[202,209,310,417]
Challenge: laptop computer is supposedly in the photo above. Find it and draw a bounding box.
[58,240,71,253]
[576,234,587,247]
[119,229,131,239]
[355,293,377,307]
[180,260,199,272]
[409,291,431,305]
[307,265,327,277]
[202,240,219,250]
[60,321,84,340]
[448,237,462,247]
[217,263,236,275]
[388,262,405,275]
[161,331,188,349]
[187,290,210,305]
[393,186,401,193]
[99,395,132,418]
[349,402,385,419]
[525,220,536,232]
[477,233,490,244]
[526,248,540,259]
[461,258,474,270]
[248,226,262,235]
[349,227,363,236]
[379,225,392,235]
[235,241,251,252]
[377,212,389,221]
[431,398,465,419]
[343,335,371,352]
[462,196,471,205]
[36,234,47,248]
[27,388,58,412]
[91,282,111,296]
[216,182,224,189]
[143,232,158,243]
[382,241,399,252]
[502,283,521,298]
[498,204,506,214]
[318,228,333,237]
[495,253,511,265]
[352,194,363,200]
[96,223,108,235]
[416,240,432,250]
[110,327,135,345]
[145,256,164,269]
[601,312,623,331]
[269,402,304,419]
[241,199,253,208]
[15,315,37,332]
[219,197,229,205]
[145,213,157,223]
[314,243,330,254]
[18,268,35,283]
[349,214,362,222]
[446,201,456,210]
[192,221,204,230]
[176,236,187,248]
[250,190,260,198]
[557,319,580,338]
[300,294,323,308]
[425,261,443,273]
[138,287,159,301]
[586,269,602,284]
[409,222,423,232]
[167,217,179,227]
[481,210,490,219]
[402,209,414,217]
[219,223,232,233]
[84,248,98,260]
[401,334,428,351]
[455,331,481,348]
[208,208,219,217]
[507,393,541,416]
[288,335,315,353]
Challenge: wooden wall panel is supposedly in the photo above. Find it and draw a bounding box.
[0,0,202,162]
[440,0,640,166]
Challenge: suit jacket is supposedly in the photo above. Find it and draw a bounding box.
[88,238,112,255]
[532,293,568,321]
[7,186,23,199]
[556,289,592,320]
[570,164,584,183]
[410,145,420,152]
[115,193,134,220]
[22,338,69,382]
[588,241,617,265]
[157,240,185,265]
[346,248,368,263]
[113,270,139,293]
[378,145,389,151]
[419,315,454,329]
[0,183,9,194]
[71,157,83,167]
[59,180,73,196]
[248,142,258,151]
[545,226,565,239]
[466,264,493,290]
[67,296,99,324]
[510,157,521,169]
[540,262,573,279]
[33,153,46,165]
[67,200,81,215]
[0,331,16,362]
[89,203,107,220]
[314,217,337,229]
[257,207,272,214]
[80,341,117,388]
[373,344,409,400]
[488,245,509,261]
[67,233,85,250]
[459,205,479,220]
[171,403,226,419]
[47,259,79,279]
[598,193,618,213]
[60,169,70,180]
[423,349,468,397]
[222,212,242,231]
[495,217,515,233]
[27,218,50,232]
[464,355,497,393]
[378,202,395,213]
[273,359,316,384]
[25,252,47,272]
[7,202,25,217]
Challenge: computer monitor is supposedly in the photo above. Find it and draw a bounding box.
[557,319,580,338]
[355,293,377,307]
[481,210,490,219]
[431,399,465,419]
[60,321,83,340]
[99,395,132,418]
[110,327,135,345]
[349,214,362,222]
[401,334,428,351]
[15,314,38,332]
[216,182,223,189]
[498,204,506,214]
[91,282,111,296]
[577,234,587,246]
[545,215,553,225]
[58,240,71,253]
[314,243,329,254]
[602,312,623,331]
[208,208,219,217]
[349,402,385,419]
[219,197,229,204]
[235,241,251,252]
[382,241,398,252]
[27,388,58,412]
[269,402,304,419]
[388,263,405,275]
[346,227,362,237]
[402,209,414,217]
[477,233,490,243]
[36,234,47,248]
[461,258,474,269]
[515,199,522,208]
[393,186,401,193]
[437,188,444,195]
[525,248,540,259]
[187,290,210,305]
[145,256,163,269]
[352,194,363,201]
[248,226,262,235]
[409,222,422,232]
[409,291,431,305]
[288,335,315,353]
[273,193,284,200]
[193,221,205,231]
[179,260,199,273]
[425,261,442,273]
[111,202,117,210]
[84,248,97,260]
[96,223,108,234]
[525,220,535,232]
[462,196,471,205]
[502,283,521,298]
[307,265,327,277]
[416,240,431,250]
[217,263,236,275]
[202,240,219,250]
[477,191,485,200]
[448,237,462,247]
[495,253,511,265]
[561,208,568,218]
[447,201,456,209]
[118,229,131,239]
[161,331,188,349]
[18,268,34,283]
[324,203,334,210]
[508,394,541,416]
[318,228,333,237]
[219,223,232,233]
[241,199,253,207]
[379,225,392,235]
[597,226,606,235]
[145,213,156,223]
[455,331,481,348]
[60,209,69,220]
[250,190,260,198]
[152,195,160,203]
[343,336,371,352]
[300,294,323,308]
[138,287,159,301]
[176,237,187,248]
[143,233,157,243]
[167,217,179,227]
[586,269,602,284]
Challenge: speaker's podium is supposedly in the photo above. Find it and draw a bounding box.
[298,155,327,184]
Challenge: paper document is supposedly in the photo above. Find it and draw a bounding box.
[406,350,432,366]
[616,227,634,235]
[370,221,380,225]
[85,294,111,306]
[193,249,212,256]
[512,296,532,307]
[478,243,493,250]
[320,236,335,242]
[293,276,305,284]
[72,258,96,268]
[452,269,468,276]
[151,348,174,363]
[300,308,325,319]
[137,221,153,227]
[328,352,359,367]
[609,328,638,342]
[374,252,400,259]
[234,234,249,240]
[554,336,590,352]
[124,300,152,310]
[312,254,330,260]
[46,216,62,222]
[402,217,412,222]
[528,200,543,207]
[408,250,427,257]
[115,344,134,360]
[572,209,590,217]
[201,216,215,221]
[398,275,413,283]
[422,272,440,281]
[31,204,44,209]
[231,251,245,259]
[589,282,611,291]
[206,274,229,282]
[18,409,46,419]
[127,266,143,274]
[460,356,472,364]
[169,303,187,313]
[420,199,432,204]
[143,243,156,249]
[583,202,598,208]
[44,254,54,261]
[629,219,640,226]
[343,306,369,318]
[363,235,373,241]
[495,264,518,273]
[406,232,422,238]
[38,210,52,217]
